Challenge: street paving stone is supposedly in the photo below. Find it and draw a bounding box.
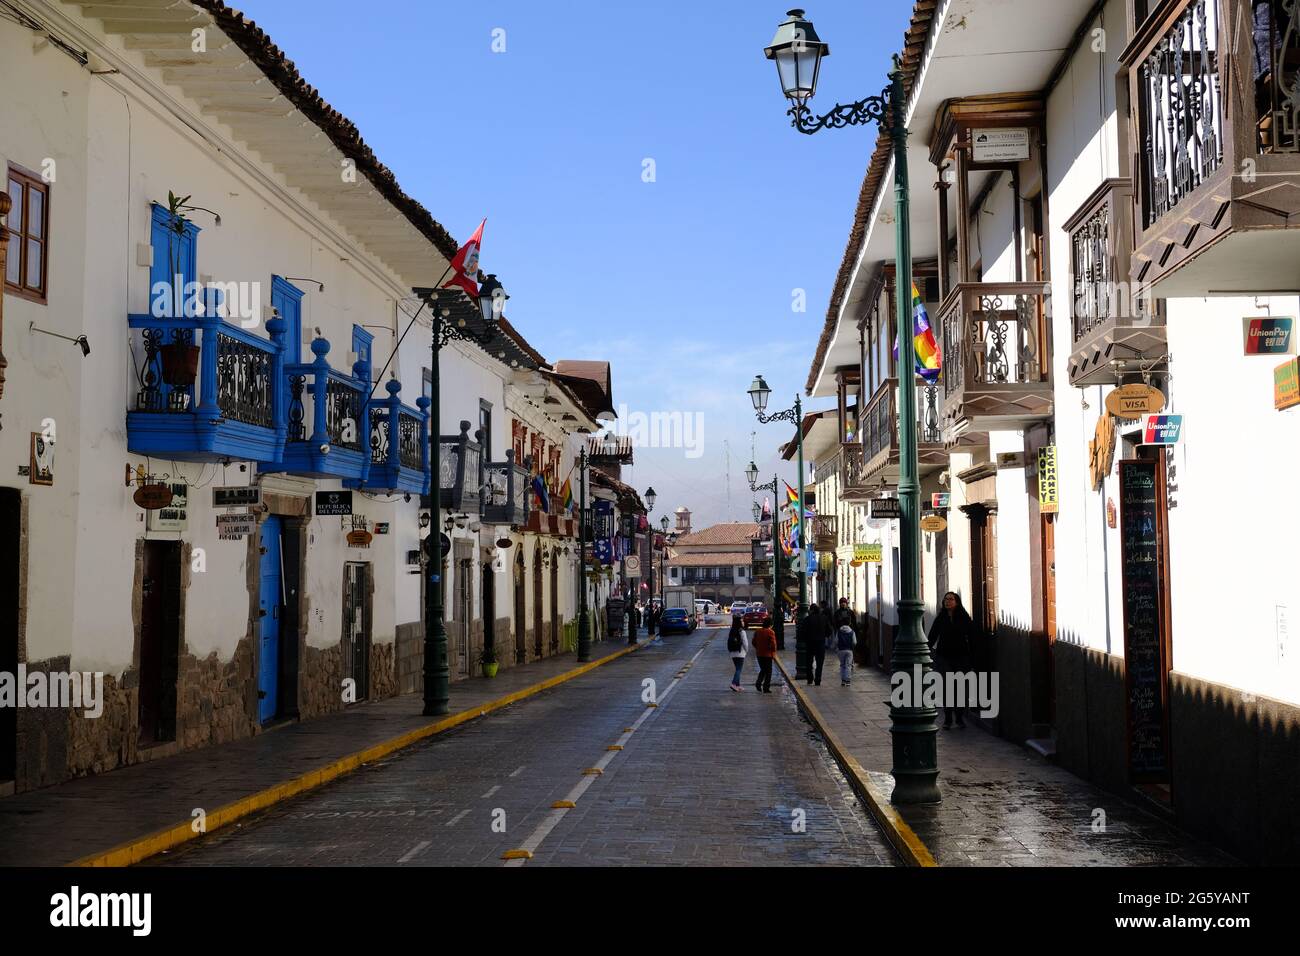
[780,648,1236,866]
[156,628,898,867]
[0,640,631,866]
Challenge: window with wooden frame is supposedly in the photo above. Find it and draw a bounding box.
[5,166,49,303]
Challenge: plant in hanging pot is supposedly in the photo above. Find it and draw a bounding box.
[479,643,499,678]
[157,191,220,388]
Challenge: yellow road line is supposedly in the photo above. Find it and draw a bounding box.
[71,641,650,868]
[773,656,937,868]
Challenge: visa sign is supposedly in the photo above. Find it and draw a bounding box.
[1141,414,1183,445]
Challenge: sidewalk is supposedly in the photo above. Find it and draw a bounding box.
[777,650,1235,866]
[0,638,640,867]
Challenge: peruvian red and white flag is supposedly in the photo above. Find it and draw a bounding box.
[442,218,485,298]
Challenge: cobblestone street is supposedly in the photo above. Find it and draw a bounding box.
[155,628,897,867]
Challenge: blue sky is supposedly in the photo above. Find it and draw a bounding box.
[243,1,914,528]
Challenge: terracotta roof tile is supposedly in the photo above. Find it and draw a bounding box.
[672,522,763,547]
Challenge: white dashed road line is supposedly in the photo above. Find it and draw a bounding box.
[396,840,430,863]
[503,633,714,866]
[444,808,471,828]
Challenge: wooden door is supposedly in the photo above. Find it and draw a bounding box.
[256,517,283,724]
[343,561,370,700]
[532,544,544,658]
[514,551,526,664]
[550,555,559,653]
[139,540,181,744]
[455,548,473,678]
[0,489,17,782]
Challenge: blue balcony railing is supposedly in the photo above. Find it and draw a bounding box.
[345,379,431,495]
[127,311,283,464]
[127,308,430,493]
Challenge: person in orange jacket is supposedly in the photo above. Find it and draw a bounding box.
[752,616,777,694]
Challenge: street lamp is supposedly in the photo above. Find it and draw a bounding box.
[762,9,938,804]
[412,278,506,716]
[747,382,807,673]
[747,461,788,654]
[577,444,591,662]
[751,501,762,522]
[641,485,658,644]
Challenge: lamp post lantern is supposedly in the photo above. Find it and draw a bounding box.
[762,9,939,804]
[412,278,507,716]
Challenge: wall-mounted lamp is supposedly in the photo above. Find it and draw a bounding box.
[418,509,431,530]
[284,277,325,292]
[30,323,90,356]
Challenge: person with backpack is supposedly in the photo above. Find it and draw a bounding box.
[835,621,857,685]
[726,615,748,692]
[752,615,777,693]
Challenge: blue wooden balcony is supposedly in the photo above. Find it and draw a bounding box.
[126,312,284,464]
[274,339,370,480]
[344,379,431,495]
[127,311,431,493]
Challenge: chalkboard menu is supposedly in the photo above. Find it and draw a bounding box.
[1118,459,1168,781]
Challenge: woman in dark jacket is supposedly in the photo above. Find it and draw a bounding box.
[926,591,974,728]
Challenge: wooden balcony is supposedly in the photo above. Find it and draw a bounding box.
[1064,178,1168,386]
[937,282,1054,442]
[1123,0,1300,295]
[858,377,948,483]
[812,514,838,552]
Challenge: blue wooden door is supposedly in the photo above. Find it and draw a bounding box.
[258,515,283,723]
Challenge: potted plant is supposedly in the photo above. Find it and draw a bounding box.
[479,644,498,678]
[157,191,219,388]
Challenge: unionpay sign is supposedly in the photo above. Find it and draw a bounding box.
[1141,414,1183,445]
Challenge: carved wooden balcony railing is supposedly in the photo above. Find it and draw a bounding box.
[1124,0,1300,294]
[481,450,530,526]
[1064,178,1168,385]
[838,441,876,502]
[812,514,838,552]
[858,376,947,481]
[937,281,1054,441]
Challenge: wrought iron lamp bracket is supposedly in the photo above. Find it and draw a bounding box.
[789,88,891,135]
[755,405,799,426]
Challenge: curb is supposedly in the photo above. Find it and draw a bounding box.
[71,640,650,867]
[774,656,937,867]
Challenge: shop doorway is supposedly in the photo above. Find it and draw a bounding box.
[257,516,285,724]
[138,540,182,746]
[514,550,526,664]
[453,542,473,678]
[481,561,496,667]
[532,544,544,658]
[550,551,559,654]
[0,488,21,784]
[343,561,371,701]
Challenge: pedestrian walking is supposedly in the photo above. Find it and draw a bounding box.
[802,602,829,686]
[927,591,974,728]
[626,600,638,645]
[835,620,856,685]
[752,615,777,693]
[726,615,749,692]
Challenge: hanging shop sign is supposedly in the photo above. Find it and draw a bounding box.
[1243,316,1295,355]
[920,515,947,533]
[1037,445,1059,514]
[374,523,390,535]
[853,543,883,563]
[148,482,189,532]
[216,513,257,540]
[133,483,174,511]
[1275,357,1300,410]
[972,127,1030,162]
[213,486,261,508]
[1140,414,1183,445]
[1104,383,1165,420]
[347,529,373,548]
[931,492,950,510]
[315,490,353,516]
[1088,413,1116,490]
[869,498,901,520]
[623,554,641,577]
[995,451,1025,469]
[1106,497,1117,529]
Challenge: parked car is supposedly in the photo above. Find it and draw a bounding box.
[729,601,749,617]
[659,606,696,635]
[742,604,769,628]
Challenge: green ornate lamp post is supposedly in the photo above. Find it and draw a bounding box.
[746,461,792,659]
[747,379,808,673]
[412,274,507,716]
[638,485,657,644]
[762,8,939,803]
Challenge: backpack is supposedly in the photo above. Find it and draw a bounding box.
[727,631,742,653]
[837,625,856,651]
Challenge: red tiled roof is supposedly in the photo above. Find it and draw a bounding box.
[672,522,762,547]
